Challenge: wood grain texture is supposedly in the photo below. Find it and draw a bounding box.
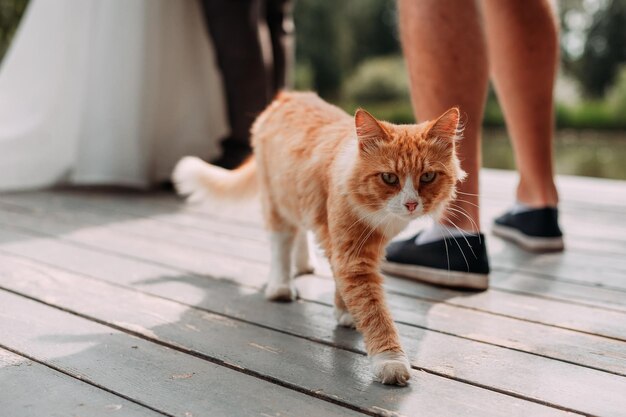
[1,197,625,349]
[0,254,580,417]
[0,290,364,417]
[0,244,624,416]
[0,348,164,417]
[0,223,624,378]
[3,189,626,295]
[1,171,625,417]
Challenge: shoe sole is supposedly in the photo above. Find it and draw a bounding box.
[492,224,564,252]
[380,261,489,290]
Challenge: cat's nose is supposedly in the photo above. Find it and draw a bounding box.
[404,201,418,212]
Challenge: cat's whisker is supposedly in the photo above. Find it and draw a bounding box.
[377,216,392,259]
[446,210,477,234]
[456,191,480,197]
[441,226,470,273]
[448,202,474,217]
[446,206,482,244]
[349,226,374,266]
[446,209,479,235]
[347,211,386,265]
[449,208,481,242]
[446,219,478,259]
[447,203,481,229]
[344,210,380,234]
[348,220,375,258]
[441,225,451,275]
[351,213,389,265]
[453,198,480,209]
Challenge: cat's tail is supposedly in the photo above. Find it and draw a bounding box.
[172,156,258,203]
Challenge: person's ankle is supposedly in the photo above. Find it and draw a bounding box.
[516,181,559,208]
[440,214,480,234]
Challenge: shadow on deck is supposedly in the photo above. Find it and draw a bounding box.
[0,169,625,417]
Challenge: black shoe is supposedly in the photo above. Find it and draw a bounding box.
[382,233,490,290]
[492,207,564,252]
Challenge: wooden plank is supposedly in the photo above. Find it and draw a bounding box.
[2,201,625,343]
[488,270,626,312]
[0,244,624,412]
[0,253,587,417]
[4,190,626,294]
[0,224,624,377]
[17,190,626,312]
[0,348,164,417]
[0,290,364,417]
[10,189,626,252]
[380,275,626,339]
[480,169,626,210]
[7,185,626,252]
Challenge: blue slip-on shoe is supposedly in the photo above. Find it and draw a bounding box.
[381,233,490,290]
[492,207,564,252]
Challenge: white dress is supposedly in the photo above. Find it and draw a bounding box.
[0,0,229,190]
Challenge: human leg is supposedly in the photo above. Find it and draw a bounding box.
[383,0,490,288]
[398,0,488,232]
[481,0,560,207]
[482,0,563,251]
[265,0,295,91]
[200,0,272,168]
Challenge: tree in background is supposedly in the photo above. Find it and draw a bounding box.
[294,0,399,98]
[561,0,626,98]
[579,0,626,97]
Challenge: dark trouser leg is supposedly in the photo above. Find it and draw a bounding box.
[265,0,294,91]
[200,0,271,166]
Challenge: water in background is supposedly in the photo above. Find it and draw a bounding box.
[483,129,626,180]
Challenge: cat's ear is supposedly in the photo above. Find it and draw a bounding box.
[427,107,461,143]
[355,109,388,152]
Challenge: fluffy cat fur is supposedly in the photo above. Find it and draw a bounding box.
[173,91,465,386]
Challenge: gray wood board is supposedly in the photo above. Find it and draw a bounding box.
[4,188,626,254]
[0,290,364,417]
[0,202,624,343]
[2,249,625,416]
[2,190,626,297]
[0,224,624,378]
[5,189,623,315]
[0,348,164,417]
[0,253,586,417]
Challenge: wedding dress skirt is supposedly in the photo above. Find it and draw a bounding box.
[0,0,229,190]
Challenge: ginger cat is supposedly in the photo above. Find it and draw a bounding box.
[173,91,465,386]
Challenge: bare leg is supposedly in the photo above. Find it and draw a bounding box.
[399,0,488,231]
[481,0,559,207]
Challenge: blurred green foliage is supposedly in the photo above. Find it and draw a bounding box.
[294,0,399,98]
[0,0,28,62]
[1,0,625,132]
[293,0,626,130]
[561,0,626,98]
[343,55,409,102]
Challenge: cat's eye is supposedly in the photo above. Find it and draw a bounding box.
[420,172,437,183]
[381,172,399,185]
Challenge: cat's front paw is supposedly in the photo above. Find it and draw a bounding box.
[264,283,298,302]
[333,307,356,328]
[371,351,411,386]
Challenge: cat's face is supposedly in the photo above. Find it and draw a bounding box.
[348,108,465,222]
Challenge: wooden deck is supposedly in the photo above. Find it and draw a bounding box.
[0,168,624,417]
